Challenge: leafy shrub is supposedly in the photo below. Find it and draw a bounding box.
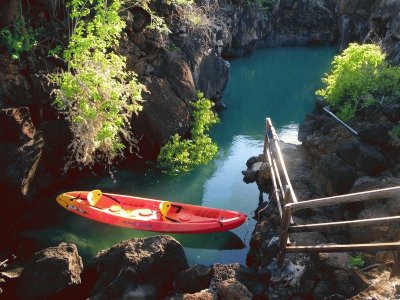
[316,43,400,121]
[0,18,39,59]
[158,92,219,175]
[348,253,365,268]
[50,0,145,170]
[136,0,193,33]
[392,125,400,138]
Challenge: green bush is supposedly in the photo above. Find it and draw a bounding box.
[158,92,219,175]
[392,125,400,138]
[50,0,145,170]
[317,43,400,121]
[0,18,39,59]
[348,253,365,268]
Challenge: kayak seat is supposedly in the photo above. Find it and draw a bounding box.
[109,205,122,212]
[131,209,154,218]
[178,213,191,222]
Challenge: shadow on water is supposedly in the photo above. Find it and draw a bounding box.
[20,217,245,263]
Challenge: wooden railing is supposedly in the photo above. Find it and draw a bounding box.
[262,118,400,266]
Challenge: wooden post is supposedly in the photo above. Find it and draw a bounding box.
[277,187,292,266]
[390,248,400,278]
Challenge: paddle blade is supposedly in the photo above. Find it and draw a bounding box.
[87,190,102,206]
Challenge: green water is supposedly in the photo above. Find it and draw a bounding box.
[23,46,335,266]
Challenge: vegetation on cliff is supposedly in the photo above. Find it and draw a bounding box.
[0,17,39,60]
[317,43,400,121]
[50,0,146,170]
[158,92,219,175]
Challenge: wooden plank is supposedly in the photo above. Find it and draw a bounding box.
[289,186,400,212]
[277,192,292,266]
[289,215,400,232]
[266,118,298,203]
[286,242,400,253]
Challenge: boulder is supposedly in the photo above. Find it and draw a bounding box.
[358,123,392,146]
[242,162,262,183]
[290,232,328,246]
[387,197,400,215]
[319,155,358,194]
[215,279,252,300]
[16,243,83,300]
[174,264,213,294]
[337,140,388,175]
[382,104,400,123]
[313,279,334,300]
[350,268,370,293]
[180,289,216,300]
[334,270,356,298]
[209,263,245,289]
[317,252,350,271]
[88,235,188,300]
[348,204,392,243]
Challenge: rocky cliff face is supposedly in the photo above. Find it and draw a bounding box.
[265,0,338,46]
[337,0,400,64]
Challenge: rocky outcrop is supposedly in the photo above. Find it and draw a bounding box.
[86,235,188,299]
[16,243,83,300]
[2,236,268,299]
[299,102,400,196]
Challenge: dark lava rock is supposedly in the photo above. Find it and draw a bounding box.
[334,270,356,298]
[133,76,190,155]
[319,155,358,194]
[88,235,188,300]
[16,243,83,300]
[383,104,400,123]
[355,142,387,175]
[174,264,213,294]
[215,278,252,300]
[357,123,392,146]
[336,140,360,164]
[313,279,334,300]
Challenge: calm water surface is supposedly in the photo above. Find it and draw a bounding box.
[23,46,335,265]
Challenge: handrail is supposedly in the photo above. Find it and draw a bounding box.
[266,118,298,203]
[288,186,400,211]
[263,117,400,267]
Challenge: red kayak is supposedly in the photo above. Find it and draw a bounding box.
[56,190,247,234]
